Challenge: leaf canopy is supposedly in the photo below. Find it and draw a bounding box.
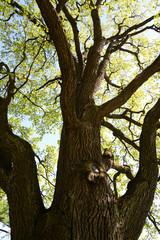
[0,0,160,238]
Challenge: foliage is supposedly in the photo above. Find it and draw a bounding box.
[0,0,160,239]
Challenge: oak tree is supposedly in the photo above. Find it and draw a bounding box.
[0,0,160,239]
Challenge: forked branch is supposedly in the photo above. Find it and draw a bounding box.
[97,55,160,121]
[36,0,77,125]
[113,164,134,198]
[148,212,160,234]
[56,0,68,13]
[102,120,140,151]
[113,163,134,180]
[63,6,84,76]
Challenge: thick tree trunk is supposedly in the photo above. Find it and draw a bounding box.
[0,131,45,239]
[51,120,121,240]
[36,101,159,240]
[0,90,159,240]
[1,1,159,238]
[0,100,159,240]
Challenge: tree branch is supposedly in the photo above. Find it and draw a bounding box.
[91,8,102,44]
[120,47,143,70]
[56,0,68,13]
[14,39,44,94]
[0,228,9,234]
[112,163,134,180]
[79,13,160,109]
[139,98,160,180]
[118,99,160,239]
[1,132,45,238]
[102,120,140,151]
[112,162,134,198]
[98,55,160,121]
[76,39,107,111]
[36,0,77,126]
[0,62,15,105]
[113,172,120,198]
[4,0,45,30]
[63,6,84,77]
[113,164,134,198]
[104,73,121,89]
[106,112,142,127]
[16,89,46,112]
[35,76,61,91]
[113,14,160,41]
[75,3,108,109]
[148,212,160,234]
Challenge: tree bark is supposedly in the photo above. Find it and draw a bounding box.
[51,119,121,240]
[0,131,45,239]
[1,1,160,239]
[117,99,160,240]
[48,100,159,240]
[0,97,45,239]
[1,99,159,239]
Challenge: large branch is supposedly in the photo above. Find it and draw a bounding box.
[97,55,160,121]
[78,12,160,109]
[36,0,77,125]
[76,6,107,107]
[62,6,84,77]
[1,131,45,238]
[79,38,106,96]
[56,0,68,13]
[91,8,102,44]
[139,98,160,180]
[113,163,134,180]
[102,120,140,151]
[106,112,142,127]
[119,99,160,239]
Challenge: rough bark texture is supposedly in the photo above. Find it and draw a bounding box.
[52,111,119,239]
[0,99,45,239]
[1,96,159,240]
[0,0,160,239]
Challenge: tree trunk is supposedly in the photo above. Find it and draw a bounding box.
[34,100,159,240]
[0,100,159,240]
[1,1,159,238]
[51,120,121,240]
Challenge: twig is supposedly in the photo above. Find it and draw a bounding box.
[148,212,160,234]
[0,228,9,234]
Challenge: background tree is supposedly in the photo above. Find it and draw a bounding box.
[0,0,160,239]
